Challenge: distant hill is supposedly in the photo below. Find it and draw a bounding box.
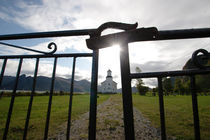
[117,87,138,93]
[0,74,91,92]
[0,75,142,93]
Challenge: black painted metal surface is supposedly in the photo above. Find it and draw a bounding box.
[157,77,166,140]
[3,58,23,140]
[88,50,99,140]
[86,27,210,50]
[23,58,39,140]
[67,57,76,140]
[85,22,210,140]
[44,57,57,140]
[119,43,135,140]
[0,44,93,139]
[0,22,210,140]
[190,76,201,140]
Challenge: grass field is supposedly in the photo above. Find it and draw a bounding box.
[132,95,210,140]
[1,94,209,140]
[0,94,110,140]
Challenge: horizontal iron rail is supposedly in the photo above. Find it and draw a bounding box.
[86,27,210,50]
[130,69,210,79]
[0,53,93,59]
[0,29,95,40]
[0,27,210,43]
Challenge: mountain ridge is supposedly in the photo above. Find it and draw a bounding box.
[0,74,91,92]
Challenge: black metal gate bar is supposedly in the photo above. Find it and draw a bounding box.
[190,76,200,140]
[119,43,135,140]
[23,58,40,140]
[0,53,93,59]
[157,77,166,140]
[67,57,76,140]
[130,69,210,79]
[44,57,57,140]
[86,27,210,50]
[0,29,95,40]
[0,53,92,140]
[1,27,210,42]
[0,59,7,87]
[88,50,99,140]
[3,58,23,140]
[0,22,210,140]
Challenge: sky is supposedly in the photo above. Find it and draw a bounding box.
[0,0,210,88]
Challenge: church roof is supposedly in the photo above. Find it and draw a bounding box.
[101,79,117,85]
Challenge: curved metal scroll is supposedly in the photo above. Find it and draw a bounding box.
[0,41,57,55]
[192,48,210,69]
[90,22,138,37]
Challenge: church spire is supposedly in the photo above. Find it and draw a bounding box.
[106,69,112,78]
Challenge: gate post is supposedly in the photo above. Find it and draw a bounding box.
[120,42,135,140]
[88,50,99,140]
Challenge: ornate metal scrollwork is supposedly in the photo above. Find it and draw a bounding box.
[192,48,210,69]
[0,41,57,55]
[90,22,138,37]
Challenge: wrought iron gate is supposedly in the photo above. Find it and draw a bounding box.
[0,22,210,140]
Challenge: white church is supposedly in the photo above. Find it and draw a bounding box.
[101,70,117,93]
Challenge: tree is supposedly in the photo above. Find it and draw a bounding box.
[182,77,190,95]
[162,77,173,95]
[152,87,158,96]
[135,67,149,95]
[174,78,185,95]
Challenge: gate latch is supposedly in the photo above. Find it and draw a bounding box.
[86,22,158,50]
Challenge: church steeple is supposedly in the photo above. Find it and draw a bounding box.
[106,69,112,78]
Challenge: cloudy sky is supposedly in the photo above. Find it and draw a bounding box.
[0,0,210,88]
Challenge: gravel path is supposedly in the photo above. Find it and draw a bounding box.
[49,95,162,140]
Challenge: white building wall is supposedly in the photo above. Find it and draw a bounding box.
[101,77,117,93]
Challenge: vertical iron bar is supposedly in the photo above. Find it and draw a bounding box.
[0,59,7,87]
[190,75,200,140]
[66,57,76,140]
[3,58,23,140]
[119,43,135,140]
[44,57,57,140]
[88,50,99,140]
[23,58,39,140]
[157,77,166,140]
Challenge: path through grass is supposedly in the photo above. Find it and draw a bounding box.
[0,94,109,140]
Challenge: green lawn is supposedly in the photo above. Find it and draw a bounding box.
[1,94,209,140]
[0,94,110,140]
[132,95,210,140]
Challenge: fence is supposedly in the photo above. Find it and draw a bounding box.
[0,22,210,140]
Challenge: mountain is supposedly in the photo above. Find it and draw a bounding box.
[117,87,138,93]
[0,74,91,92]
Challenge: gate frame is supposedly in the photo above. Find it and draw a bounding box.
[0,22,210,140]
[86,22,210,140]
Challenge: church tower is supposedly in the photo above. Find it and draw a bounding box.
[101,69,117,93]
[106,69,112,78]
